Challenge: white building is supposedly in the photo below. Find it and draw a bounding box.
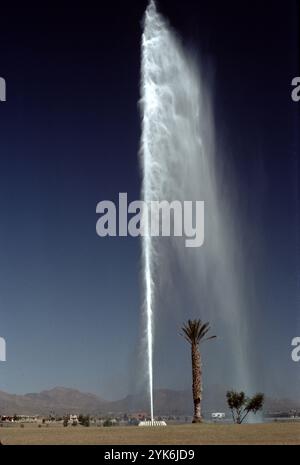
[69,415,79,424]
[211,413,226,420]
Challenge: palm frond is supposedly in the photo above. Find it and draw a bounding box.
[202,335,217,343]
[181,319,216,346]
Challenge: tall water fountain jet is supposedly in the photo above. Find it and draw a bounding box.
[140,0,253,421]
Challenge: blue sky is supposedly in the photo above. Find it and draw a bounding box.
[0,0,299,401]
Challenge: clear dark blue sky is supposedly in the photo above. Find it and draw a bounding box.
[0,0,299,400]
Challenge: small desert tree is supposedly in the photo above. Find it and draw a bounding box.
[181,320,216,423]
[226,390,264,424]
[82,415,90,427]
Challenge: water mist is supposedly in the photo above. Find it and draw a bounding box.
[139,0,253,422]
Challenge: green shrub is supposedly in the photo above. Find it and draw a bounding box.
[103,419,113,427]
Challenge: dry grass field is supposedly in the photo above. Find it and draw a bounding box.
[0,422,299,445]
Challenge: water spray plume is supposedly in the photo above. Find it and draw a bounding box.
[139,0,252,423]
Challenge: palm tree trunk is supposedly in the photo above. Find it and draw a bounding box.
[191,342,202,423]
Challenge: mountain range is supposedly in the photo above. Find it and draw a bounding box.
[0,386,299,416]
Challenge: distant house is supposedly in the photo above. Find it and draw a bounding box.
[130,412,148,421]
[211,413,226,420]
[0,416,14,422]
[1,415,39,423]
[69,415,79,425]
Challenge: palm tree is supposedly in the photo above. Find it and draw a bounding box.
[181,320,216,423]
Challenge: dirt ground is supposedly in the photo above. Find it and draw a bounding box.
[0,422,299,445]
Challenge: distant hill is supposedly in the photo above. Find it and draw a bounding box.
[106,386,230,415]
[0,386,299,416]
[0,387,106,416]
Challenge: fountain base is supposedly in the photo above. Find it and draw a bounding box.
[138,421,167,427]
